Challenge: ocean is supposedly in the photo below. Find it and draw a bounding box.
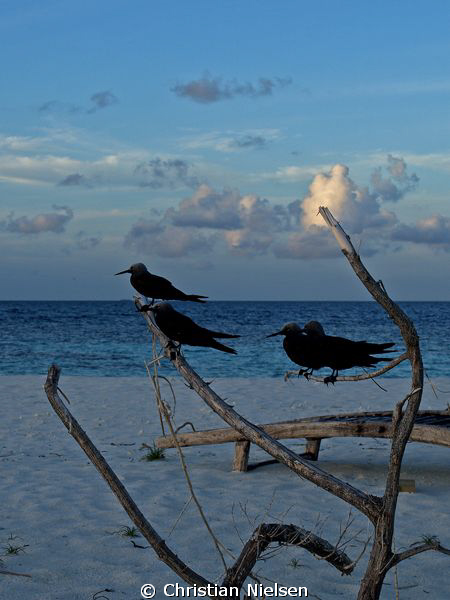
[1,300,448,379]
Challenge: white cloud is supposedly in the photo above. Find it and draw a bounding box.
[181,129,280,153]
[1,205,73,234]
[300,162,406,233]
[124,156,429,260]
[258,163,332,182]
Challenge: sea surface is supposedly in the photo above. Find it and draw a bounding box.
[0,301,448,378]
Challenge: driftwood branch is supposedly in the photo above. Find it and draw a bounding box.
[43,365,211,589]
[136,297,382,523]
[390,541,450,567]
[318,206,428,600]
[222,523,355,590]
[154,409,450,450]
[284,353,408,382]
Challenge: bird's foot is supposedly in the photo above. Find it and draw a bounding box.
[297,368,313,380]
[303,368,313,381]
[138,304,151,312]
[166,341,181,361]
[323,375,337,386]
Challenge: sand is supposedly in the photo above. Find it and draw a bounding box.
[1,374,449,599]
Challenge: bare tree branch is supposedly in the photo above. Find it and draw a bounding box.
[390,542,450,567]
[284,353,409,383]
[318,207,427,600]
[43,365,211,589]
[222,522,355,590]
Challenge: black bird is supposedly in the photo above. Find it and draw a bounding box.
[148,302,240,354]
[115,263,208,304]
[267,321,395,383]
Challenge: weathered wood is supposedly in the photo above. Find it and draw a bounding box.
[318,207,426,600]
[155,411,450,450]
[305,438,322,460]
[285,352,408,383]
[232,440,250,471]
[398,479,416,493]
[222,522,355,590]
[44,365,212,590]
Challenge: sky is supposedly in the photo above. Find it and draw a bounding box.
[1,0,450,300]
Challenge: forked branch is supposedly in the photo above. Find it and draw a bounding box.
[317,207,429,600]
[222,523,356,590]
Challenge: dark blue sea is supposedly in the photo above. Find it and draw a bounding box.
[0,301,448,378]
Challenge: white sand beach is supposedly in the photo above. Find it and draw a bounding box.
[1,374,449,599]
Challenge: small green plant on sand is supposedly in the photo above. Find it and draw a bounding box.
[2,533,29,556]
[118,525,140,538]
[288,558,302,569]
[140,444,165,461]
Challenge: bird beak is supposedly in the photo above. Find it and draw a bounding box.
[266,331,282,338]
[114,269,131,276]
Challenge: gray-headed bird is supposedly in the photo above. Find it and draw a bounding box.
[115,263,207,304]
[267,321,395,383]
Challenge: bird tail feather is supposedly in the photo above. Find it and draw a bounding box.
[208,331,240,339]
[210,340,237,354]
[187,295,208,303]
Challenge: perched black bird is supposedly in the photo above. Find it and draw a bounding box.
[267,321,395,383]
[115,263,208,304]
[148,302,240,354]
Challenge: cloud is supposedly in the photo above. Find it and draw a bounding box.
[260,164,331,182]
[125,219,216,258]
[181,129,280,153]
[171,74,292,103]
[231,135,267,149]
[38,90,118,115]
[87,90,118,113]
[124,184,299,258]
[57,173,91,187]
[301,163,400,234]
[167,184,295,233]
[224,229,273,255]
[75,230,101,250]
[134,158,199,189]
[273,227,340,259]
[123,156,442,261]
[370,154,419,202]
[0,134,41,151]
[1,205,73,234]
[391,214,450,251]
[0,139,152,188]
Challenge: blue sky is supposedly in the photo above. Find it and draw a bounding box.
[1,0,449,300]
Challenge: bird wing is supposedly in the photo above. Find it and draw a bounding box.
[149,273,179,295]
[284,333,323,370]
[154,309,197,342]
